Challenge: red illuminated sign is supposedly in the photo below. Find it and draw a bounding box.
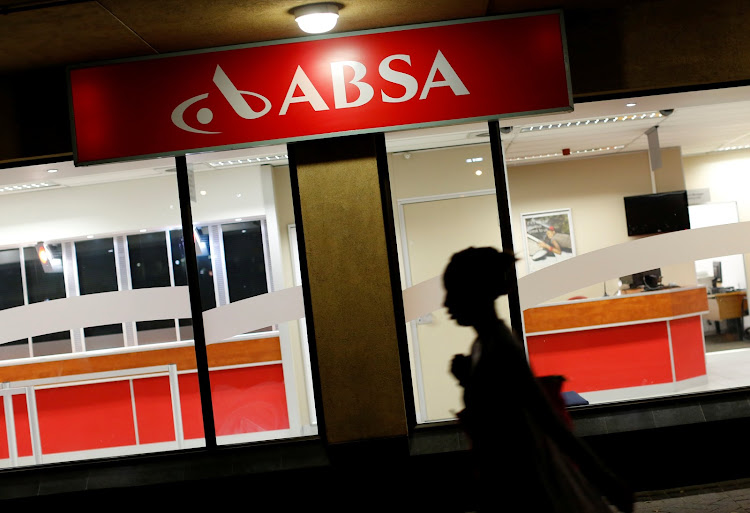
[69,12,571,164]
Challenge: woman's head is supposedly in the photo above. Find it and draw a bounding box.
[443,247,518,326]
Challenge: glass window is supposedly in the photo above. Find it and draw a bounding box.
[128,231,178,345]
[222,220,268,303]
[76,237,124,349]
[0,157,205,467]
[76,238,118,294]
[128,232,171,289]
[24,245,65,304]
[385,98,750,419]
[23,245,71,356]
[0,248,23,310]
[385,123,505,424]
[171,227,216,311]
[498,88,750,408]
[187,147,317,445]
[169,229,197,341]
[0,249,29,360]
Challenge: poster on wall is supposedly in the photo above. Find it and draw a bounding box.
[521,209,576,273]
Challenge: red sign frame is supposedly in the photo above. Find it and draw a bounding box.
[68,12,572,165]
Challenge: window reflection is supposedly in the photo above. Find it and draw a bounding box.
[222,220,268,303]
[75,238,124,349]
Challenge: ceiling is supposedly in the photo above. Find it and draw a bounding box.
[2,0,750,190]
[0,0,617,76]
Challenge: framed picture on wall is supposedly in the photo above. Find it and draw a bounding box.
[521,209,576,273]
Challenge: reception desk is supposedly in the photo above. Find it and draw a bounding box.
[523,287,709,397]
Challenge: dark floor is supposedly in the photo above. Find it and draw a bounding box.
[635,478,750,512]
[704,329,750,352]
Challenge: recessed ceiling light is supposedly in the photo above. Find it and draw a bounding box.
[139,229,147,233]
[716,144,750,152]
[626,103,637,107]
[520,112,663,133]
[292,3,340,34]
[200,190,207,196]
[475,170,483,176]
[0,181,59,194]
[86,235,94,239]
[207,153,289,167]
[235,218,243,222]
[508,145,625,162]
[47,169,58,173]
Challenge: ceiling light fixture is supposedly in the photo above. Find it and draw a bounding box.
[716,144,750,152]
[507,152,563,162]
[47,168,58,173]
[292,3,340,34]
[0,181,59,194]
[507,145,625,162]
[207,153,289,167]
[520,112,663,133]
[626,103,637,107]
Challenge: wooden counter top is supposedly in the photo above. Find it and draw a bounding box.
[0,336,281,383]
[524,286,709,334]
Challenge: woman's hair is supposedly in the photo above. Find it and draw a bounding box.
[444,247,518,300]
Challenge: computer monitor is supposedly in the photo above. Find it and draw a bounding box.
[620,268,661,289]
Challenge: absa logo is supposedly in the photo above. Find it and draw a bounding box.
[170,51,470,135]
[171,65,271,134]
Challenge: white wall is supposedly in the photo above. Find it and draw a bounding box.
[508,146,695,300]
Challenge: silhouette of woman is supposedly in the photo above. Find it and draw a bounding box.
[444,247,633,512]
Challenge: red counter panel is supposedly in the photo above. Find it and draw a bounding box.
[0,395,33,459]
[36,381,137,454]
[670,316,707,381]
[1,364,290,462]
[528,322,674,393]
[132,376,177,444]
[211,364,289,435]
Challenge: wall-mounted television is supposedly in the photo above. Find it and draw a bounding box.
[623,190,691,236]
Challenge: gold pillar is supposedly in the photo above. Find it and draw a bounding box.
[289,133,408,445]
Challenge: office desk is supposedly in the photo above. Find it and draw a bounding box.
[707,290,747,340]
[523,287,708,396]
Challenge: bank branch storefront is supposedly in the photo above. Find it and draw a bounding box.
[4,8,748,478]
[0,11,570,467]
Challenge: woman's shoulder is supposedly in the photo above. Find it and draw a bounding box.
[478,321,525,361]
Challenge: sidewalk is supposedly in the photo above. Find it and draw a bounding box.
[635,478,750,512]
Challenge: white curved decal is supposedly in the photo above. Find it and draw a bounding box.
[399,222,750,321]
[517,222,750,310]
[0,286,306,346]
[202,286,305,344]
[0,287,191,345]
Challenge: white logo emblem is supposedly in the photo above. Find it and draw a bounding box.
[171,65,271,134]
